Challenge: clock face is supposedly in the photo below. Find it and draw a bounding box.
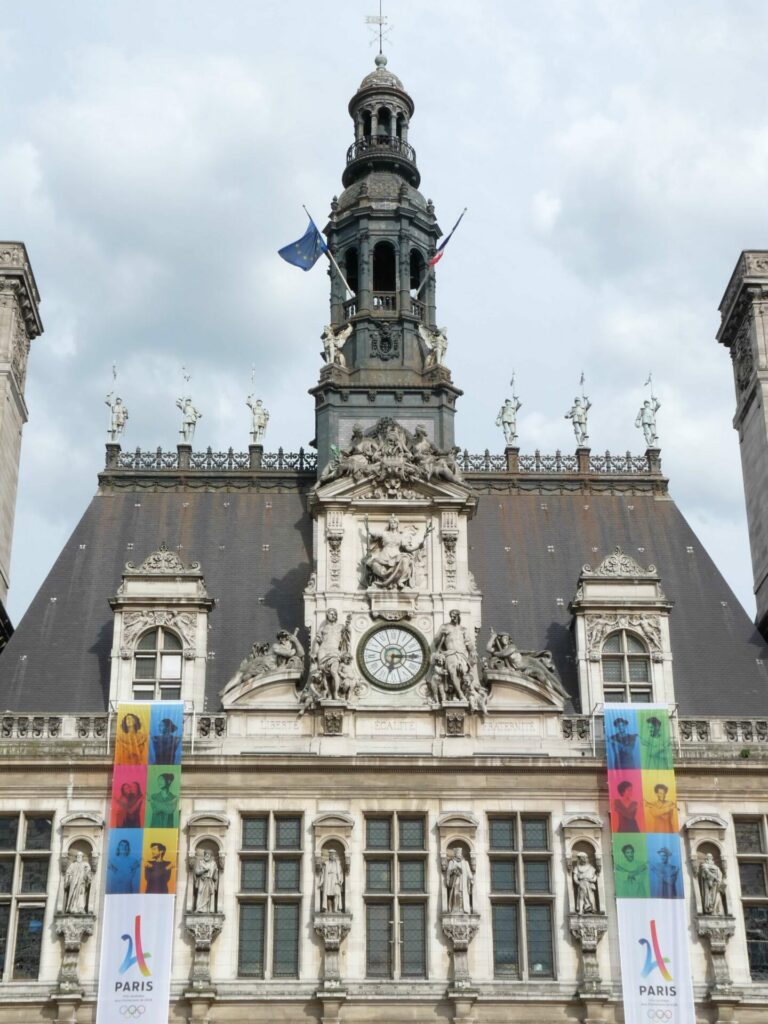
[358,625,428,690]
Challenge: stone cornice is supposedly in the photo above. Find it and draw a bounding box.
[0,242,43,338]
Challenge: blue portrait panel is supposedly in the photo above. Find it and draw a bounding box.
[647,833,683,900]
[605,706,640,771]
[149,702,184,765]
[106,828,143,895]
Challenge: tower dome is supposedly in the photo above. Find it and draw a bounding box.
[343,54,419,189]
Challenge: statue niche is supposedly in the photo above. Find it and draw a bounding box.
[313,838,352,990]
[363,514,431,590]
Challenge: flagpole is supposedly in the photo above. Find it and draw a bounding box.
[416,207,467,298]
[302,204,355,298]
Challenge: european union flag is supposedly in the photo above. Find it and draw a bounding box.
[278,217,328,271]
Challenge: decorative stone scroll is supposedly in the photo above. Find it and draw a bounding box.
[581,546,657,578]
[125,541,201,575]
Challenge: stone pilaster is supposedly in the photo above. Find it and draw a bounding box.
[184,911,224,994]
[314,910,352,989]
[442,911,480,990]
[248,443,263,469]
[0,243,42,607]
[178,442,192,470]
[696,914,739,999]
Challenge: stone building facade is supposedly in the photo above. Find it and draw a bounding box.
[1,55,768,1024]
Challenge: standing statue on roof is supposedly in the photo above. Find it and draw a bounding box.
[635,375,660,447]
[176,396,202,444]
[496,374,522,445]
[247,395,270,444]
[105,395,129,442]
[565,378,591,447]
[321,323,353,367]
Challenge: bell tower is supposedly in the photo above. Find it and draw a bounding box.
[312,55,461,468]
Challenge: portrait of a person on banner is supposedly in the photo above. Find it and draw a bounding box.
[605,710,640,771]
[612,836,649,898]
[648,834,682,899]
[106,829,143,894]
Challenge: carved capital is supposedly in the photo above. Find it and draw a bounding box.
[314,911,352,951]
[696,914,736,955]
[569,912,608,952]
[441,911,480,951]
[185,911,225,951]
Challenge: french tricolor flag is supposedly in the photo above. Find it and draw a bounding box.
[428,208,467,267]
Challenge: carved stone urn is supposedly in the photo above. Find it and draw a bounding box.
[53,911,96,994]
[184,911,225,993]
[441,911,480,990]
[314,910,353,989]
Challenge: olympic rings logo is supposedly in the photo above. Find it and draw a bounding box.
[646,1011,673,1022]
[119,1006,146,1017]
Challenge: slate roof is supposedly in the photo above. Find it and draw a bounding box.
[1,483,766,715]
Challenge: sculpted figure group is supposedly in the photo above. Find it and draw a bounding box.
[484,629,568,700]
[364,514,432,590]
[299,610,357,714]
[228,629,305,690]
[431,610,488,715]
[319,418,464,490]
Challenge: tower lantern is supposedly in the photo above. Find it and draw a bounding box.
[313,56,461,468]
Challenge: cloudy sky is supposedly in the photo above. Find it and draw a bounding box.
[2,1,765,621]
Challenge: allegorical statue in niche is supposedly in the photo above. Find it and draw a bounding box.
[63,851,92,914]
[495,396,522,445]
[445,847,474,913]
[364,514,433,590]
[321,323,353,367]
[435,610,478,700]
[635,396,661,447]
[310,609,351,700]
[418,323,448,367]
[572,851,599,914]
[318,849,345,912]
[565,395,591,446]
[695,852,726,916]
[176,396,202,444]
[485,630,569,699]
[246,395,270,444]
[191,848,220,914]
[105,394,129,442]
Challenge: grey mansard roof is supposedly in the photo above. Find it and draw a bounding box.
[1,481,766,715]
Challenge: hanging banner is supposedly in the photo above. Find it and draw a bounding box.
[605,704,695,1024]
[96,702,183,1024]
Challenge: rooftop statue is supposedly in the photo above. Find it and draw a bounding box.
[321,323,353,368]
[246,395,270,444]
[105,394,129,442]
[635,397,661,447]
[176,396,202,444]
[565,395,591,446]
[495,396,521,446]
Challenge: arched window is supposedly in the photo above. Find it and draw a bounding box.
[372,241,396,295]
[362,110,372,140]
[396,112,406,141]
[345,247,359,295]
[133,627,183,701]
[601,630,651,703]
[409,249,425,293]
[377,106,391,139]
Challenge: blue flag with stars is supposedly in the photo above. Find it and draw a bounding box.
[278,217,328,270]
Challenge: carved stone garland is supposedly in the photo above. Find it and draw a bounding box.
[584,613,662,662]
[120,609,197,659]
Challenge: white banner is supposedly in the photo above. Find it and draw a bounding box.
[96,894,175,1024]
[616,898,695,1024]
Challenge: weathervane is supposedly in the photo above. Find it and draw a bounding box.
[366,1,392,52]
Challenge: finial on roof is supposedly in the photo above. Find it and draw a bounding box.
[375,53,387,69]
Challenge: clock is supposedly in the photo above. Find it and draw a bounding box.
[358,625,429,690]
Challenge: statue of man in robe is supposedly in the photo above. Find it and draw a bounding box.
[318,849,345,912]
[445,847,474,913]
[63,851,92,914]
[192,848,220,914]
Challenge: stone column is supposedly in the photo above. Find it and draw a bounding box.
[0,243,42,607]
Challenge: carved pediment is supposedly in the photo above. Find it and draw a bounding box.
[581,546,657,579]
[562,813,604,829]
[187,813,230,828]
[437,812,479,830]
[313,812,355,830]
[60,812,104,828]
[684,814,729,832]
[125,541,201,575]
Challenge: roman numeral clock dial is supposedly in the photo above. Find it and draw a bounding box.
[358,625,428,690]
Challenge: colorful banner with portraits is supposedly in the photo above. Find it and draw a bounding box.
[605,704,695,1024]
[96,702,183,1024]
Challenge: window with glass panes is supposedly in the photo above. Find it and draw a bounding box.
[0,813,53,982]
[487,814,555,979]
[364,814,428,979]
[601,630,652,703]
[132,627,183,701]
[735,818,768,980]
[238,814,302,978]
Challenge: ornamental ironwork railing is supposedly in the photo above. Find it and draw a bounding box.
[346,135,417,166]
[261,448,317,470]
[588,452,651,473]
[458,449,658,474]
[518,452,579,472]
[457,451,509,472]
[114,448,317,471]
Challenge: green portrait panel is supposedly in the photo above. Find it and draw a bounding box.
[147,764,181,829]
[638,709,673,771]
[612,834,650,899]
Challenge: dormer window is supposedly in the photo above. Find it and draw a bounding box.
[133,628,183,701]
[601,631,651,703]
